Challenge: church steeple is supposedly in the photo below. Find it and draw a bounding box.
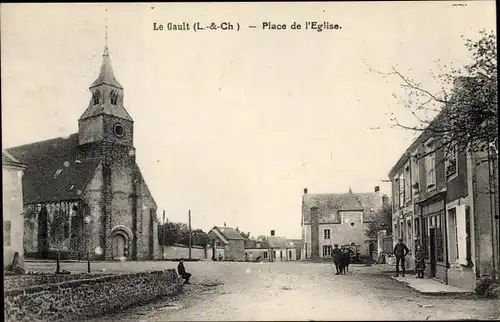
[78,41,134,148]
[89,45,123,89]
[79,44,132,122]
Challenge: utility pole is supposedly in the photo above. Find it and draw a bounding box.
[188,210,192,260]
[162,210,166,260]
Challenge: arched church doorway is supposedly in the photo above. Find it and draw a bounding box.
[112,232,127,260]
[111,225,132,260]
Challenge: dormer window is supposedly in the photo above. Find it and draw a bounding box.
[53,169,63,179]
[110,90,118,105]
[92,91,100,105]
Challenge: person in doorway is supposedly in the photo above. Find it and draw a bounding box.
[393,238,410,277]
[177,259,192,284]
[415,244,425,279]
[332,244,343,275]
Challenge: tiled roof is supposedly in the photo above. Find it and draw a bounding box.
[257,235,292,249]
[79,102,133,121]
[245,238,271,249]
[302,189,382,224]
[6,134,100,204]
[288,239,303,248]
[214,226,246,240]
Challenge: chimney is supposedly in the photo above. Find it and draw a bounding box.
[374,186,380,193]
[270,230,275,236]
[224,222,226,227]
[310,207,320,259]
[304,188,308,194]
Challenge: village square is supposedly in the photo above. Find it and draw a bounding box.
[2,2,499,321]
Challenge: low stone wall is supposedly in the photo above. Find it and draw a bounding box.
[4,272,112,291]
[4,269,182,321]
[160,245,213,260]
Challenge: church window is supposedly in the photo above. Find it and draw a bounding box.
[92,91,100,105]
[110,90,118,105]
[53,169,63,179]
[113,123,124,137]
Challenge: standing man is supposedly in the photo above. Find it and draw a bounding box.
[393,238,410,277]
[177,259,192,284]
[332,244,343,275]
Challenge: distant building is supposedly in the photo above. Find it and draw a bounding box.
[3,151,27,269]
[244,238,271,262]
[288,238,303,260]
[209,224,246,261]
[301,187,385,260]
[5,44,158,261]
[245,231,298,262]
[258,231,297,262]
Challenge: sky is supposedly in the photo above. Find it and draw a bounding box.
[1,2,496,239]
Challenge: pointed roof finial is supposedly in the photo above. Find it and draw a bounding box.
[105,8,108,48]
[89,9,122,89]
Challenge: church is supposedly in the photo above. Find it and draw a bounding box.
[6,44,159,261]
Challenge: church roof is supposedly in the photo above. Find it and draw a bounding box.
[79,101,133,121]
[302,189,382,224]
[90,46,123,89]
[6,134,100,204]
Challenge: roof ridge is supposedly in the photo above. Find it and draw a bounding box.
[6,133,78,151]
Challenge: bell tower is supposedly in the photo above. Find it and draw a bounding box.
[76,32,140,260]
[78,44,134,154]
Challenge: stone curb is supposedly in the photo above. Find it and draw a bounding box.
[390,276,474,296]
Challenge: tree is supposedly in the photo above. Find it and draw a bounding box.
[158,221,187,246]
[190,229,211,247]
[235,226,251,239]
[365,203,393,240]
[372,30,497,164]
[158,222,211,247]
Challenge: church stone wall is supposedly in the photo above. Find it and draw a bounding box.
[78,116,103,145]
[82,162,104,259]
[102,115,134,147]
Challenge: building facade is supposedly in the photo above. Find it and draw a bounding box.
[301,188,384,260]
[3,151,27,269]
[209,225,246,261]
[245,233,298,262]
[6,45,158,261]
[389,131,498,289]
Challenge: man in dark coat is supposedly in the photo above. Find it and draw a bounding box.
[341,247,351,274]
[177,259,192,284]
[332,244,343,275]
[393,238,410,277]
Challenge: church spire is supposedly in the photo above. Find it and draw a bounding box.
[90,45,122,89]
[90,11,122,90]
